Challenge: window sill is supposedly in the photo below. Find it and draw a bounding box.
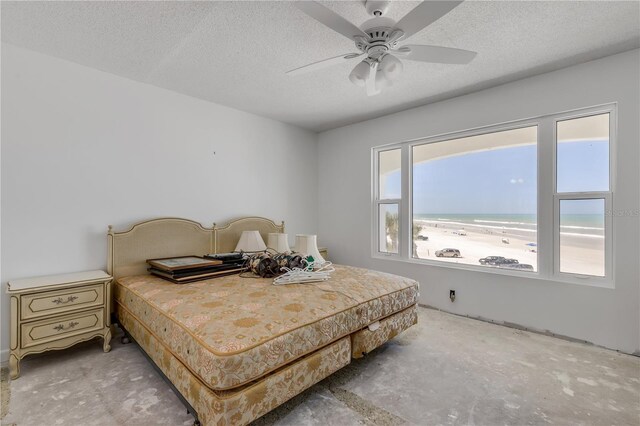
[371,253,615,289]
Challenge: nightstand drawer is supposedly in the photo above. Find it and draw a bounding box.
[21,308,105,349]
[20,283,105,321]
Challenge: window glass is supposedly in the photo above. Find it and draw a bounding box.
[379,203,399,253]
[378,149,401,199]
[412,126,538,272]
[559,199,605,277]
[557,114,609,193]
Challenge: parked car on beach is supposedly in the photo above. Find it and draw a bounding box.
[479,256,505,265]
[416,235,429,241]
[499,263,534,271]
[479,256,519,266]
[435,248,461,257]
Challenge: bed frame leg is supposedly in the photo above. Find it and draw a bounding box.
[120,327,132,344]
[187,408,200,425]
[113,314,131,344]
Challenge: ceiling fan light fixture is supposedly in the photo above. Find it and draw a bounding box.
[379,54,403,81]
[375,69,393,88]
[349,60,371,87]
[291,1,476,95]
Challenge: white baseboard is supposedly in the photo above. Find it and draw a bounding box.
[1,348,9,367]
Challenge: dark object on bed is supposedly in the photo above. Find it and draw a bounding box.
[147,256,222,272]
[245,252,306,278]
[147,256,244,283]
[246,252,281,277]
[273,253,305,269]
[148,266,243,283]
[204,252,244,263]
[150,262,244,278]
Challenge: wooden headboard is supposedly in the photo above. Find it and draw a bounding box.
[107,216,284,279]
[213,216,284,254]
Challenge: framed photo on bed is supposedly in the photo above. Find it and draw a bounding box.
[147,256,222,272]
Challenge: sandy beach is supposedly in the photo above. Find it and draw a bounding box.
[413,219,604,276]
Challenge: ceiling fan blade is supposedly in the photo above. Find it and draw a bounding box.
[395,1,464,40]
[295,1,369,41]
[286,53,363,76]
[396,45,477,64]
[366,61,380,96]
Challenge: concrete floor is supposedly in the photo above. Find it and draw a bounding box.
[2,307,639,425]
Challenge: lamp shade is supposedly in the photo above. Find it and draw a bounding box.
[267,233,291,253]
[379,54,403,80]
[295,234,325,263]
[376,69,393,88]
[349,60,370,87]
[234,230,267,253]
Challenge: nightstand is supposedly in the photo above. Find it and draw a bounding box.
[6,270,112,379]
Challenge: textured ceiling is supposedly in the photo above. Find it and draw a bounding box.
[2,1,639,132]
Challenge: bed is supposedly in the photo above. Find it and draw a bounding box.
[108,217,418,425]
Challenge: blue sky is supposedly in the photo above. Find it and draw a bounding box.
[557,140,609,193]
[383,140,608,215]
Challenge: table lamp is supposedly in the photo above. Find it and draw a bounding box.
[295,234,325,262]
[234,230,267,253]
[267,233,291,254]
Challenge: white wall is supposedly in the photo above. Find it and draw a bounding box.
[318,49,640,354]
[2,44,638,360]
[0,44,318,360]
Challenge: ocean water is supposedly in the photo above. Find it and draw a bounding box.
[413,213,604,237]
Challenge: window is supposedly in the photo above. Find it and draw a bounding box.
[378,149,401,199]
[559,199,605,276]
[555,112,611,278]
[373,105,614,286]
[379,203,399,253]
[375,149,401,255]
[556,114,609,193]
[412,126,538,271]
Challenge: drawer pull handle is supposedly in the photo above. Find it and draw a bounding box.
[52,296,79,305]
[53,321,79,332]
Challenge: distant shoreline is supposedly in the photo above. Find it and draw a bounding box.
[413,214,604,239]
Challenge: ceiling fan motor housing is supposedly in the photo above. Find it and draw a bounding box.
[355,21,403,60]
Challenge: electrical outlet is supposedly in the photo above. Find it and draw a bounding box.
[449,290,456,302]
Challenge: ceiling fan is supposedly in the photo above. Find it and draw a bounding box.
[287,0,477,96]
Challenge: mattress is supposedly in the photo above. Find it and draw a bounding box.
[351,304,418,358]
[117,305,351,426]
[114,264,418,391]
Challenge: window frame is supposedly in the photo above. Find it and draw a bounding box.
[372,145,404,259]
[551,106,616,285]
[371,103,616,288]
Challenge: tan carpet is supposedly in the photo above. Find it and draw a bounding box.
[1,367,10,420]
